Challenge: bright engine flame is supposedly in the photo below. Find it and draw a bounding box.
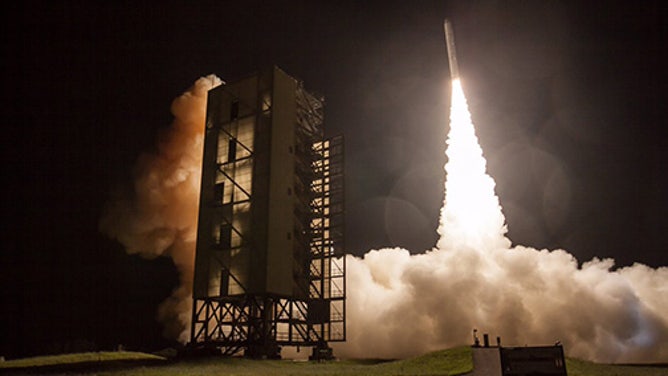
[438,79,509,251]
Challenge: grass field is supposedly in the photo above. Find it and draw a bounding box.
[1,347,666,376]
[565,358,667,376]
[0,351,165,369]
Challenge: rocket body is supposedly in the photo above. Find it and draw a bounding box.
[444,19,459,79]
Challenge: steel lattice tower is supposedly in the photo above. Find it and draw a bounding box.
[189,67,345,359]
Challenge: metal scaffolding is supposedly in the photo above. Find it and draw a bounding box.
[190,68,345,359]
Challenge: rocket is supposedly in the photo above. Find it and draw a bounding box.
[443,19,459,79]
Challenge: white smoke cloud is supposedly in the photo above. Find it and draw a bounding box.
[338,247,668,362]
[100,75,223,343]
[101,75,667,364]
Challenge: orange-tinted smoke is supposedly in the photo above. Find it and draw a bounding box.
[100,75,222,343]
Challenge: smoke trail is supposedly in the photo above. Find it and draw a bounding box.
[100,75,222,343]
[334,79,668,363]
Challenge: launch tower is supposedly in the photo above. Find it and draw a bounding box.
[190,67,345,359]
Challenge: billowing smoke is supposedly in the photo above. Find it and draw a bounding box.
[334,79,668,363]
[100,75,222,343]
[102,75,667,363]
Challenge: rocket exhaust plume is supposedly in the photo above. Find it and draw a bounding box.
[100,75,222,343]
[102,51,666,361]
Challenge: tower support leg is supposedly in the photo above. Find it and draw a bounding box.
[309,340,334,361]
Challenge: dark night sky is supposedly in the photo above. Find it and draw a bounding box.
[2,1,667,358]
